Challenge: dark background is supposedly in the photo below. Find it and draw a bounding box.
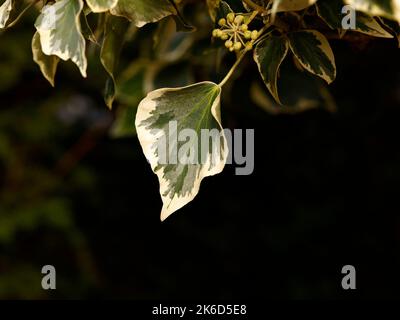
[0,3,399,300]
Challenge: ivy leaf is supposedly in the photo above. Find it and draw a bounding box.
[378,16,400,46]
[100,14,129,109]
[86,0,118,13]
[32,32,59,87]
[0,0,12,28]
[317,0,393,38]
[288,30,336,84]
[110,0,177,28]
[254,35,289,104]
[135,82,228,220]
[356,12,394,37]
[206,0,221,21]
[316,0,347,30]
[34,0,87,77]
[272,0,317,14]
[345,0,400,22]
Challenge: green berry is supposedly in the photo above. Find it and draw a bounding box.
[212,29,219,37]
[227,13,235,23]
[244,30,252,39]
[241,24,248,32]
[234,15,244,24]
[221,33,229,40]
[218,18,226,27]
[225,40,233,48]
[251,30,258,40]
[234,42,242,51]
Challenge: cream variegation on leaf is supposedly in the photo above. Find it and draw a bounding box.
[288,30,336,84]
[35,0,87,77]
[135,82,228,221]
[0,0,12,28]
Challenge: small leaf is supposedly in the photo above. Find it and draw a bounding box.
[356,12,394,37]
[272,0,317,14]
[86,0,118,13]
[110,0,177,28]
[135,82,228,220]
[345,0,400,22]
[288,30,336,84]
[32,32,59,87]
[35,0,87,77]
[0,0,12,28]
[254,35,289,104]
[100,14,129,109]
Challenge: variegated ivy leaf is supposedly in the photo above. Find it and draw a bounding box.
[254,35,289,104]
[32,32,59,87]
[86,0,118,13]
[356,12,394,37]
[0,0,12,28]
[317,0,393,38]
[35,0,87,77]
[135,82,228,220]
[110,0,177,28]
[317,0,350,30]
[272,0,317,14]
[288,30,336,84]
[345,0,400,22]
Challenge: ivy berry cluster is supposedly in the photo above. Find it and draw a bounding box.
[212,12,260,52]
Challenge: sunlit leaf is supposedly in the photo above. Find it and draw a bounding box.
[272,0,317,14]
[345,0,400,22]
[86,0,118,13]
[0,0,12,28]
[34,0,87,77]
[135,82,228,220]
[110,0,177,28]
[31,32,59,87]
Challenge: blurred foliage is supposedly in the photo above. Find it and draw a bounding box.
[0,0,399,299]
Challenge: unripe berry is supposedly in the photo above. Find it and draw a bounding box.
[218,18,226,27]
[241,24,248,31]
[212,29,219,37]
[227,13,235,23]
[216,29,223,38]
[225,40,233,48]
[220,33,229,40]
[234,15,244,24]
[244,30,252,39]
[229,46,235,52]
[245,42,253,51]
[251,30,258,40]
[234,42,242,51]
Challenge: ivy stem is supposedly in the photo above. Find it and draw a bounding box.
[219,50,248,87]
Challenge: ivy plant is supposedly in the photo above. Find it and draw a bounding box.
[0,0,399,220]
